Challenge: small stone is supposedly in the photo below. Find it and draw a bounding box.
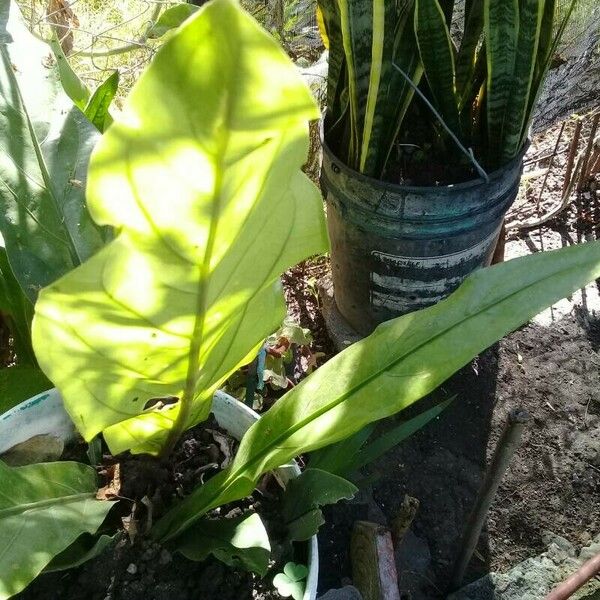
[126,563,138,575]
[159,549,172,565]
[318,586,363,600]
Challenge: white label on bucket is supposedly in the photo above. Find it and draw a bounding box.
[370,226,500,312]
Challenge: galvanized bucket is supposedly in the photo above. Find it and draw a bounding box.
[322,142,525,335]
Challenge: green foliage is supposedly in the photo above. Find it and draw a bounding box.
[152,240,600,541]
[273,562,308,600]
[310,398,452,479]
[174,512,271,576]
[82,71,119,132]
[0,246,36,365]
[45,534,115,573]
[282,468,357,541]
[0,460,113,600]
[0,1,109,303]
[147,3,199,38]
[32,0,328,457]
[0,367,52,415]
[322,0,577,178]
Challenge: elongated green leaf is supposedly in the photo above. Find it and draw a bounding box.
[310,398,451,477]
[361,1,422,177]
[49,35,90,111]
[317,0,346,119]
[456,0,484,100]
[153,240,600,540]
[32,0,328,456]
[520,0,575,149]
[0,245,35,365]
[484,0,519,164]
[500,0,545,162]
[309,423,375,475]
[0,460,113,599]
[415,0,461,135]
[0,1,109,302]
[174,512,270,575]
[147,4,199,38]
[83,71,119,132]
[352,398,452,471]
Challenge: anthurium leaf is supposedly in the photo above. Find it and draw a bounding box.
[0,1,109,302]
[153,241,600,540]
[174,512,270,576]
[32,0,327,456]
[282,468,357,541]
[83,71,119,132]
[0,460,114,599]
[147,4,199,38]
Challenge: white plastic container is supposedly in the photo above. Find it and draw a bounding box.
[0,388,319,599]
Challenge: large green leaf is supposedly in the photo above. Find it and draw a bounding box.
[0,460,113,599]
[414,0,461,136]
[153,240,600,540]
[32,0,328,456]
[455,0,484,102]
[0,1,109,302]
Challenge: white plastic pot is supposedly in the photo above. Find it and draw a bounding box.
[0,388,319,599]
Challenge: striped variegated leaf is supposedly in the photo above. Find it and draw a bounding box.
[414,0,461,136]
[484,0,519,163]
[501,0,545,163]
[456,0,484,102]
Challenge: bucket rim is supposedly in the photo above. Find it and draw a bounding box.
[321,137,528,194]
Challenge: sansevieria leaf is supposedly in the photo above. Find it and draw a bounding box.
[415,0,461,135]
[154,240,600,539]
[0,1,108,302]
[484,0,519,163]
[32,0,328,455]
[0,460,113,599]
[501,0,545,162]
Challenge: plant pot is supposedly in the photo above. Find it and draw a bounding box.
[0,388,319,600]
[321,141,526,335]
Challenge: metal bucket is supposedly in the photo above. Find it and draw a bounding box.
[322,142,525,335]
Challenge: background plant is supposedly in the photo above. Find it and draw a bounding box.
[320,0,578,180]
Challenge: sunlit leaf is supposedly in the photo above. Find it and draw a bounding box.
[32,0,327,455]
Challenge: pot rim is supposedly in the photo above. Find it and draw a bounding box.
[321,135,529,194]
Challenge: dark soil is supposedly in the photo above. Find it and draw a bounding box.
[316,313,600,597]
[282,255,335,362]
[16,417,294,600]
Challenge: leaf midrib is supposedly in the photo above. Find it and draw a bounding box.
[0,491,96,519]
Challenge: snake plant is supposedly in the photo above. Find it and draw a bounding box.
[320,0,577,180]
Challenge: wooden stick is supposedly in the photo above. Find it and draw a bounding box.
[562,119,583,198]
[545,552,600,600]
[351,521,401,600]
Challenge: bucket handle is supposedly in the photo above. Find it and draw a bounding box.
[392,62,490,183]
